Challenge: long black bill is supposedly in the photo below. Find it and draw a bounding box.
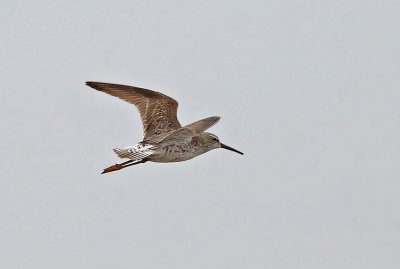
[220,143,244,155]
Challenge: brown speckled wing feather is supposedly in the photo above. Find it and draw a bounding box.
[86,82,181,138]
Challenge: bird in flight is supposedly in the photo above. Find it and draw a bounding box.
[86,82,243,174]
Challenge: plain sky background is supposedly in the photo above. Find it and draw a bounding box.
[1,0,399,268]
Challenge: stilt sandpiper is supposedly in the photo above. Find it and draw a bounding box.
[86,82,243,174]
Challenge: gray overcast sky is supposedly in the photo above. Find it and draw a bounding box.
[1,0,399,268]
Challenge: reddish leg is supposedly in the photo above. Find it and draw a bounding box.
[101,159,147,174]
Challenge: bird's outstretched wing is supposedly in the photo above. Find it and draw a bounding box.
[150,116,221,143]
[86,82,181,139]
[184,116,220,133]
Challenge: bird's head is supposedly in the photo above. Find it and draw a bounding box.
[205,133,243,155]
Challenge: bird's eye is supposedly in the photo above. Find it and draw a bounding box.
[212,137,218,142]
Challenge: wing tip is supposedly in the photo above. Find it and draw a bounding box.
[86,81,112,92]
[86,81,100,89]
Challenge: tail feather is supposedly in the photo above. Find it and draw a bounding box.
[113,148,134,159]
[113,144,157,160]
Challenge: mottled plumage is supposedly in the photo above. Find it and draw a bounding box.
[86,82,243,174]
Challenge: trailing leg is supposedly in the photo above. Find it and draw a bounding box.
[101,159,147,174]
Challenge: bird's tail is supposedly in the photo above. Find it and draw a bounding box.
[113,144,157,160]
